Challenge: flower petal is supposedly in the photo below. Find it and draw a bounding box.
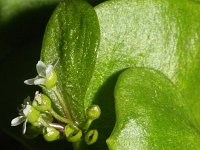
[11,116,26,126]
[46,59,59,76]
[23,105,32,117]
[24,78,35,85]
[35,91,42,104]
[22,119,27,134]
[45,65,54,76]
[34,78,45,85]
[36,60,46,77]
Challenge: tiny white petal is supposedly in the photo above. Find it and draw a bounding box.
[11,116,26,126]
[23,105,31,117]
[36,60,46,77]
[24,78,35,85]
[35,91,42,104]
[34,78,45,85]
[22,119,28,134]
[45,65,54,76]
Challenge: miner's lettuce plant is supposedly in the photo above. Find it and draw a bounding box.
[5,0,200,149]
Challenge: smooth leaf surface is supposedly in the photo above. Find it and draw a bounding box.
[75,0,200,149]
[107,68,200,150]
[41,0,100,126]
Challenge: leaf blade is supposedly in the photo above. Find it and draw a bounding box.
[41,0,100,125]
[108,68,200,150]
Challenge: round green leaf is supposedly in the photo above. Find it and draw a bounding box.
[78,0,200,149]
[107,68,200,150]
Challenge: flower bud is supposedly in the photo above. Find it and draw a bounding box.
[23,105,40,124]
[65,124,82,142]
[32,93,52,112]
[85,129,98,145]
[45,70,57,89]
[43,127,60,142]
[86,105,101,120]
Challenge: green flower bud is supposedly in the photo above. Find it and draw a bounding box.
[32,93,52,112]
[45,70,57,89]
[86,105,101,120]
[43,127,60,142]
[85,129,98,145]
[65,124,82,142]
[23,105,40,124]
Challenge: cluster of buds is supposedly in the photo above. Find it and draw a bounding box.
[11,60,101,144]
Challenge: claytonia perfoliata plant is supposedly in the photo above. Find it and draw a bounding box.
[11,60,101,144]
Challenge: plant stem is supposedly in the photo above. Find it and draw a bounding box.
[49,123,64,130]
[49,108,74,125]
[53,86,72,120]
[83,119,93,132]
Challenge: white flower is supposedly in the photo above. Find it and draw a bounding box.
[11,97,32,134]
[34,91,42,104]
[24,59,58,86]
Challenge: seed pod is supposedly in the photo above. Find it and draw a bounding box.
[45,70,57,89]
[85,129,98,145]
[32,93,52,112]
[86,105,101,120]
[65,124,82,142]
[43,127,60,142]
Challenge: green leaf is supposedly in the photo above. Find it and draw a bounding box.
[107,67,200,150]
[76,0,200,149]
[41,0,100,126]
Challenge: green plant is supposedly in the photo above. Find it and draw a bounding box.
[1,0,200,149]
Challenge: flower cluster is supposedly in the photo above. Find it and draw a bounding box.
[11,60,101,144]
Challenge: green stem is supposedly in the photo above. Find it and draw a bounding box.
[49,123,64,130]
[49,108,74,125]
[53,86,72,120]
[83,119,93,132]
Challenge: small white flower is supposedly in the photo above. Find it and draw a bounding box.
[24,59,58,86]
[11,97,32,134]
[34,91,42,104]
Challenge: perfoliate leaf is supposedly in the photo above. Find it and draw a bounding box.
[107,68,200,150]
[77,0,200,149]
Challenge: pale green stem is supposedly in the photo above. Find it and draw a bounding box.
[52,86,72,120]
[83,119,93,132]
[49,108,74,125]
